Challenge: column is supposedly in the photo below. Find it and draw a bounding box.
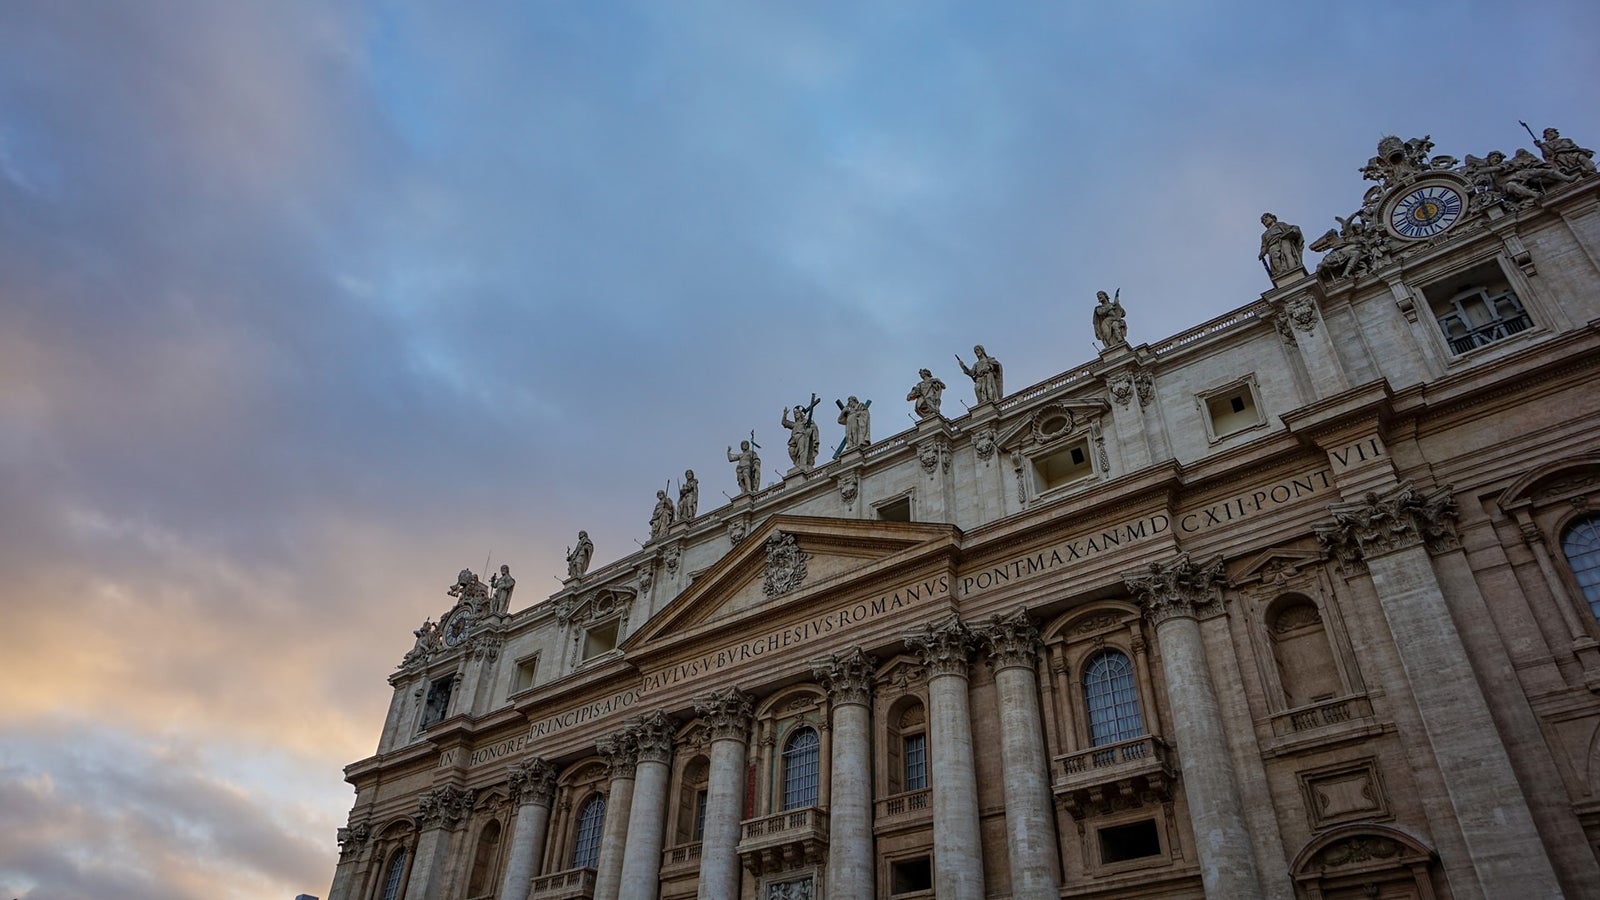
[812,647,877,900]
[328,823,370,900]
[694,688,754,900]
[619,711,676,900]
[1315,482,1562,897]
[594,731,639,900]
[979,610,1060,900]
[404,785,474,900]
[904,615,985,900]
[1124,555,1264,900]
[500,758,557,900]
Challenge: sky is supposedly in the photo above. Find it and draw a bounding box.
[0,2,1596,897]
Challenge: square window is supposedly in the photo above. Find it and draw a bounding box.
[1033,438,1095,492]
[890,857,933,895]
[877,495,912,522]
[1098,819,1162,864]
[1198,376,1266,442]
[1422,260,1530,355]
[583,620,620,660]
[512,656,538,693]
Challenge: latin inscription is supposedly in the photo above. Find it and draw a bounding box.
[641,575,952,693]
[1328,436,1386,472]
[440,688,640,769]
[960,468,1334,597]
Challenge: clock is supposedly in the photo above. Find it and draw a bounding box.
[1383,179,1465,240]
[443,609,472,647]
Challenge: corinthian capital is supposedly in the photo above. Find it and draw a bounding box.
[1123,553,1225,626]
[811,647,877,707]
[693,687,754,743]
[415,785,475,831]
[904,614,978,679]
[507,757,557,808]
[980,608,1041,671]
[336,822,369,858]
[597,729,639,780]
[1313,480,1459,568]
[630,710,677,765]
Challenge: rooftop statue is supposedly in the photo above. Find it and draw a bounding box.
[906,369,946,419]
[1310,212,1389,281]
[566,530,593,579]
[957,345,1004,405]
[677,469,698,520]
[782,394,823,470]
[1093,290,1128,346]
[1534,125,1596,177]
[727,436,762,495]
[649,489,675,539]
[1258,213,1305,280]
[836,396,871,453]
[490,564,515,615]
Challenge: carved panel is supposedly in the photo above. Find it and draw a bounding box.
[1297,757,1389,830]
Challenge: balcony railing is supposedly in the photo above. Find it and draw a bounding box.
[1053,735,1177,820]
[1443,310,1531,354]
[661,841,702,878]
[875,788,932,834]
[530,867,596,899]
[1269,695,1374,738]
[738,807,828,876]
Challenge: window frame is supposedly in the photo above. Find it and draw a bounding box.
[780,726,821,811]
[1195,373,1267,444]
[571,792,606,870]
[1081,648,1146,747]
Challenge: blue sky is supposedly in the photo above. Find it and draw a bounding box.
[2,2,1596,896]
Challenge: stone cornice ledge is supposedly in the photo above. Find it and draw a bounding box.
[1280,379,1397,445]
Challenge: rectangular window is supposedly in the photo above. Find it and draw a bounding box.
[1424,261,1530,355]
[692,789,708,841]
[877,495,912,522]
[890,857,934,894]
[419,676,454,731]
[1204,385,1262,439]
[1098,819,1162,864]
[1033,438,1094,492]
[582,620,620,660]
[512,655,538,693]
[902,733,927,791]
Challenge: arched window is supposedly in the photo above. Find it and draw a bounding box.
[378,848,407,900]
[466,819,502,897]
[572,794,606,869]
[1562,514,1600,620]
[1268,596,1342,707]
[781,727,820,810]
[1083,650,1144,746]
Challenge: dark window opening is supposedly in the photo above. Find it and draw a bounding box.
[878,496,912,522]
[890,857,934,894]
[1099,819,1161,864]
[419,676,454,731]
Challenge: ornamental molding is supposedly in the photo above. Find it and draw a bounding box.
[630,710,677,765]
[1273,294,1321,345]
[507,757,557,808]
[903,614,979,679]
[694,687,755,743]
[762,532,810,598]
[336,822,369,858]
[1313,480,1459,570]
[1122,553,1226,627]
[836,471,860,506]
[980,608,1041,671]
[415,785,475,831]
[596,729,640,780]
[811,646,877,707]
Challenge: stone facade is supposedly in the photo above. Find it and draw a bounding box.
[331,129,1600,900]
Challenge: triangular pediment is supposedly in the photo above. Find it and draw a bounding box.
[624,515,959,649]
[1229,547,1324,586]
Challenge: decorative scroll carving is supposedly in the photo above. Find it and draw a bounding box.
[1134,372,1154,408]
[664,543,681,574]
[1108,373,1134,407]
[837,471,859,505]
[1312,835,1402,868]
[904,614,978,678]
[728,517,749,546]
[762,532,810,598]
[1122,553,1226,626]
[980,608,1041,671]
[916,439,949,475]
[630,710,677,765]
[973,427,996,461]
[1274,295,1320,345]
[507,758,558,807]
[812,646,876,707]
[416,785,476,830]
[694,687,755,742]
[336,822,369,858]
[1313,480,1459,568]
[597,729,640,780]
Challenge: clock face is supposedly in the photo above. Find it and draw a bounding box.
[443,611,471,647]
[1385,181,1465,240]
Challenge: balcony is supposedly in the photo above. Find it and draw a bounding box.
[737,806,828,875]
[1053,735,1177,820]
[874,788,932,834]
[530,867,596,899]
[1267,694,1376,741]
[660,841,702,880]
